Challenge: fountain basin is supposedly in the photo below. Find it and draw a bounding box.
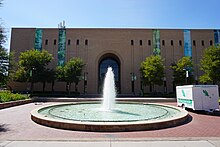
[31,102,189,132]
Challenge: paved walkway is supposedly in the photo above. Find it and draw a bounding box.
[1,140,220,147]
[1,100,220,146]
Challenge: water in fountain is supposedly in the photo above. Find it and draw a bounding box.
[102,67,116,111]
[33,65,188,132]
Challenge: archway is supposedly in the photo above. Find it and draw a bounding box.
[98,54,120,94]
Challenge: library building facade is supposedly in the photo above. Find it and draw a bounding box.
[9,28,220,95]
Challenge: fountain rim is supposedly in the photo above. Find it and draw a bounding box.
[31,101,189,132]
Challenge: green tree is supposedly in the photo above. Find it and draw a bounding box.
[140,55,164,92]
[200,45,220,84]
[65,58,84,92]
[0,48,8,87]
[38,68,56,92]
[171,56,194,85]
[14,49,53,92]
[56,57,84,92]
[0,0,9,87]
[0,0,16,88]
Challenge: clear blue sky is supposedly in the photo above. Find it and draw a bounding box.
[1,0,220,49]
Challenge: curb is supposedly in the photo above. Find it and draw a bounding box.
[0,99,32,109]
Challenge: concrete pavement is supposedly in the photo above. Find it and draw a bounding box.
[1,140,220,147]
[1,101,220,146]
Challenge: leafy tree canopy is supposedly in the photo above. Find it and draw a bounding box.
[14,49,53,82]
[171,56,194,85]
[56,57,84,92]
[140,55,164,87]
[200,45,220,83]
[0,48,9,86]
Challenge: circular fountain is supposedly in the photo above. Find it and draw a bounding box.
[31,67,189,132]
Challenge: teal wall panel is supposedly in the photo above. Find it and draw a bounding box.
[152,29,160,55]
[34,29,43,51]
[58,29,66,66]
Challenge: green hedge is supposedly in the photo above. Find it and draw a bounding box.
[30,91,80,97]
[0,91,29,103]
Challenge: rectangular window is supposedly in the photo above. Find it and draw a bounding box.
[85,39,88,45]
[171,40,173,46]
[76,39,79,45]
[68,39,71,45]
[210,40,213,46]
[162,40,165,46]
[148,40,151,46]
[201,40,204,46]
[45,39,48,45]
[54,39,57,45]
[179,40,182,46]
[193,40,196,46]
[139,40,142,46]
[131,40,134,45]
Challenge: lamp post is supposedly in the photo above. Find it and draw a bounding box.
[183,68,189,85]
[195,76,198,85]
[83,72,88,94]
[130,72,136,95]
[163,77,167,93]
[30,67,36,94]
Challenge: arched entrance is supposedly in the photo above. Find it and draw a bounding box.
[98,54,120,94]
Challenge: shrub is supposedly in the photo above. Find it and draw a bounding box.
[0,91,29,103]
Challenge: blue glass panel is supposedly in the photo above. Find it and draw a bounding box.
[214,30,220,46]
[34,29,43,51]
[184,29,192,57]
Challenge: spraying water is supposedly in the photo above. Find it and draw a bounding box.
[102,67,116,111]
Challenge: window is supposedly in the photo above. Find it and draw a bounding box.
[54,39,56,45]
[201,40,204,46]
[193,40,196,46]
[139,40,142,46]
[162,40,165,46]
[85,39,88,45]
[45,39,48,45]
[76,39,79,45]
[179,40,182,46]
[171,40,173,46]
[131,40,134,45]
[210,40,213,46]
[148,40,151,46]
[68,39,71,45]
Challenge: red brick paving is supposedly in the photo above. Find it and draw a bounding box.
[0,102,220,140]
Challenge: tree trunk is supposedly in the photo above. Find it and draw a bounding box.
[69,83,72,95]
[51,81,54,92]
[75,83,78,92]
[149,83,152,93]
[43,82,46,92]
[30,82,34,94]
[66,82,69,92]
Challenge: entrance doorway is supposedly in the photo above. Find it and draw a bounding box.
[98,55,120,94]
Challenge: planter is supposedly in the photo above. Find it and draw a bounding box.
[0,99,32,109]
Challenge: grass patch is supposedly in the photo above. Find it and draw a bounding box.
[0,91,29,103]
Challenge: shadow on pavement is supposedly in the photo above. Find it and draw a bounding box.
[0,124,10,132]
